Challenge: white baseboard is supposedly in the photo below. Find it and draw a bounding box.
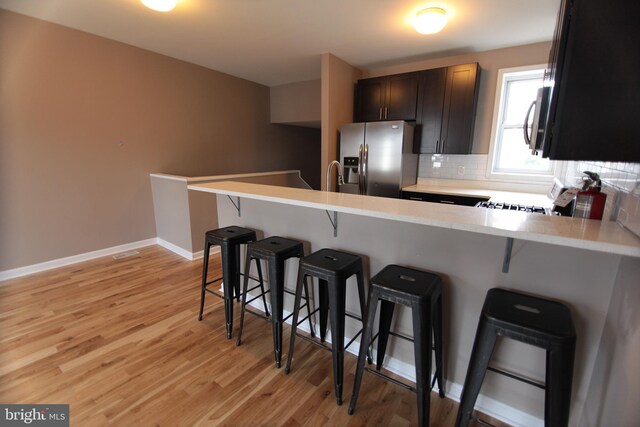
[1,238,214,282]
[156,238,194,260]
[0,238,157,282]
[192,249,205,260]
[156,238,214,261]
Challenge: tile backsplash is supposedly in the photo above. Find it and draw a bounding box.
[418,155,640,237]
[418,154,489,180]
[563,161,640,193]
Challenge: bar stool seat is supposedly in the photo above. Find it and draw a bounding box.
[455,288,576,427]
[198,226,268,339]
[236,236,314,368]
[348,264,444,427]
[285,248,369,406]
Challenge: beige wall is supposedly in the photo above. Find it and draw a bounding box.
[321,53,362,191]
[579,256,640,426]
[362,42,552,154]
[270,79,320,127]
[0,10,320,271]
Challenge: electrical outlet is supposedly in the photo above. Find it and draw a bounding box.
[457,165,465,176]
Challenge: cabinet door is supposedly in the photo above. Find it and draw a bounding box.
[544,0,640,161]
[415,68,447,153]
[440,63,480,154]
[386,73,419,121]
[354,77,386,122]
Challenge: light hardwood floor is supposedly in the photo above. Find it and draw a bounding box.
[0,245,509,426]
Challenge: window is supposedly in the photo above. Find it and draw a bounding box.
[487,65,559,183]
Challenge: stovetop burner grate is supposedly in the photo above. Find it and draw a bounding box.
[475,201,549,215]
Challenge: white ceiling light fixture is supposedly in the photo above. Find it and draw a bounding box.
[414,7,448,34]
[140,0,177,13]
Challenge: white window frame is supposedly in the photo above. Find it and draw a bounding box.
[486,64,564,185]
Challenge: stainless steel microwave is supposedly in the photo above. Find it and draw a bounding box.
[523,86,551,155]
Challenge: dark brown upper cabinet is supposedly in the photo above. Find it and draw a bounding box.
[354,72,419,122]
[415,63,480,154]
[414,67,446,153]
[540,0,640,161]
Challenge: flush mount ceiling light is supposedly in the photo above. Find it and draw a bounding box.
[414,7,448,34]
[140,0,177,12]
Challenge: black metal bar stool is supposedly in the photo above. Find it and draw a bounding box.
[198,226,268,339]
[348,264,444,427]
[236,236,315,368]
[455,288,576,427]
[285,248,369,406]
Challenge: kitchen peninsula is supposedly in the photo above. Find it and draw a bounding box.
[189,181,639,427]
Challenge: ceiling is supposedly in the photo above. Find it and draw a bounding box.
[0,0,560,87]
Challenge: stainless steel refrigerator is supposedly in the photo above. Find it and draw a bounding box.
[339,121,417,198]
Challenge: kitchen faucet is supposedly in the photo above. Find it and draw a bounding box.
[326,160,344,192]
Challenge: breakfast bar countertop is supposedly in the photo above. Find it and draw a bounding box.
[188,181,640,258]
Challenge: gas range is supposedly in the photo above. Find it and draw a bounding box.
[475,201,550,215]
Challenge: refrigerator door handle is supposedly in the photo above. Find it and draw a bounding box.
[363,144,369,195]
[358,144,364,195]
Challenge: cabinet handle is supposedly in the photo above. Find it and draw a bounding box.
[440,200,455,204]
[379,107,383,121]
[409,197,423,201]
[436,139,440,153]
[384,107,388,120]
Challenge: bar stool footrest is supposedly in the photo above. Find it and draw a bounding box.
[487,366,546,389]
[204,289,225,299]
[244,293,270,311]
[295,332,334,353]
[470,415,497,427]
[345,312,363,322]
[344,328,364,351]
[364,367,416,393]
[244,308,270,321]
[283,302,311,323]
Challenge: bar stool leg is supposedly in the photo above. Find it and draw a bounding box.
[268,258,286,368]
[545,340,575,426]
[302,276,315,337]
[348,288,379,416]
[235,256,269,345]
[285,268,307,375]
[198,240,211,321]
[255,258,269,317]
[412,299,433,427]
[455,320,498,427]
[432,292,445,397]
[376,300,395,370]
[327,277,347,405]
[220,245,236,339]
[232,244,242,301]
[355,270,372,364]
[236,255,254,346]
[319,279,329,343]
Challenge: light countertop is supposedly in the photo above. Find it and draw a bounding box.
[188,181,640,258]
